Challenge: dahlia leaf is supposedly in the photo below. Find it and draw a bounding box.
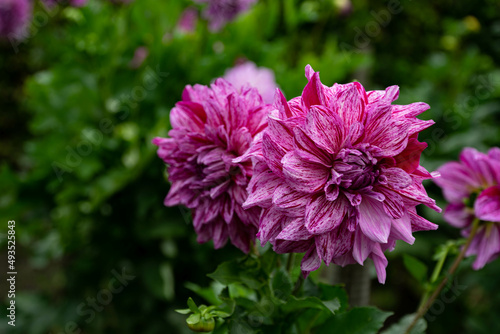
[313,307,392,334]
[381,313,427,334]
[403,254,428,283]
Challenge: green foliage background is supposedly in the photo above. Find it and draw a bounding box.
[0,0,499,333]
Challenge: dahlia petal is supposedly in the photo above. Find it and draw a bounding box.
[293,127,332,166]
[390,214,415,244]
[302,72,326,109]
[276,218,311,241]
[353,230,374,265]
[397,182,441,212]
[228,220,253,253]
[469,225,500,270]
[305,64,315,81]
[306,105,345,154]
[301,246,322,275]
[315,225,353,264]
[305,195,348,234]
[243,165,281,209]
[460,147,498,186]
[346,121,364,146]
[408,210,438,232]
[335,84,365,130]
[262,132,287,178]
[434,161,480,203]
[257,208,284,245]
[475,186,500,223]
[443,202,473,228]
[407,119,435,136]
[170,101,206,131]
[394,136,427,174]
[365,104,409,157]
[392,102,430,118]
[213,222,230,249]
[488,147,500,162]
[358,196,392,243]
[282,151,330,193]
[379,188,405,219]
[274,239,312,253]
[383,167,412,190]
[267,116,295,149]
[272,184,311,217]
[371,244,388,284]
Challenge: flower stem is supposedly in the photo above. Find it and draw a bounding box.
[405,218,481,334]
[286,253,296,273]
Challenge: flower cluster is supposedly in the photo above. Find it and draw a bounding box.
[241,66,440,283]
[153,79,272,253]
[434,147,500,270]
[194,0,257,31]
[0,0,31,38]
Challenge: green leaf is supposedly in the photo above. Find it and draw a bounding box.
[175,308,192,315]
[207,258,264,289]
[318,283,349,312]
[403,254,428,283]
[381,314,427,334]
[272,268,293,300]
[187,297,200,313]
[185,281,224,306]
[211,310,231,318]
[282,296,340,315]
[186,313,201,325]
[313,307,393,334]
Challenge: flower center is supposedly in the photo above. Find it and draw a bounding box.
[332,148,379,191]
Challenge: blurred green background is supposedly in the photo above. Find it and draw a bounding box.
[1,0,499,333]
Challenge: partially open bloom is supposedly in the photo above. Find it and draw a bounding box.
[224,61,277,105]
[194,0,257,31]
[434,147,500,270]
[242,65,440,283]
[0,0,31,38]
[153,79,272,253]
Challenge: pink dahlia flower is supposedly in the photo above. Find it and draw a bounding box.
[0,0,31,38]
[194,0,257,32]
[224,61,277,105]
[434,147,500,270]
[153,79,272,253]
[241,65,440,283]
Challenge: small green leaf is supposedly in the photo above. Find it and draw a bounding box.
[403,254,428,283]
[211,310,231,318]
[186,313,201,325]
[318,283,349,312]
[188,297,200,313]
[175,308,192,314]
[381,313,427,334]
[314,307,393,334]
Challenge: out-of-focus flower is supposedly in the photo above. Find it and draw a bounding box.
[223,61,277,104]
[194,0,257,32]
[242,65,440,283]
[42,0,88,8]
[435,147,500,270]
[178,7,198,33]
[334,0,352,17]
[153,79,273,253]
[0,0,31,38]
[128,46,148,69]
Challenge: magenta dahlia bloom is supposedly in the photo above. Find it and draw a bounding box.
[241,65,440,283]
[434,147,500,270]
[0,0,31,38]
[224,61,277,105]
[153,79,272,253]
[194,0,257,31]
